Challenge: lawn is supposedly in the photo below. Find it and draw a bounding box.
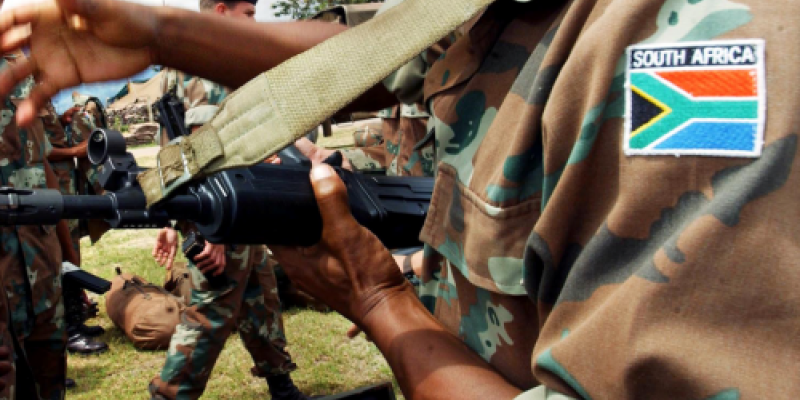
[67,126,401,399]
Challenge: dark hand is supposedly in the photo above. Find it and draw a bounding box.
[271,164,412,325]
[0,0,159,125]
[194,242,226,277]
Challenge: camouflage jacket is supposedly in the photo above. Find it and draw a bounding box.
[0,52,62,314]
[389,0,800,398]
[69,106,105,196]
[42,102,74,194]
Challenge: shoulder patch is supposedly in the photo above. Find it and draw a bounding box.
[624,39,765,157]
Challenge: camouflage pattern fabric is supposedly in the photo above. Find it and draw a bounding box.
[154,69,294,399]
[320,5,437,178]
[351,121,383,148]
[0,52,66,399]
[149,245,296,399]
[44,104,80,254]
[342,103,435,177]
[69,106,105,198]
[382,0,800,398]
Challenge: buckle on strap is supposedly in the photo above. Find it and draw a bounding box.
[155,137,195,197]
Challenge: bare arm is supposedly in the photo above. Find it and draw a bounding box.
[155,9,346,88]
[365,292,522,400]
[272,165,522,400]
[153,10,398,112]
[0,0,396,125]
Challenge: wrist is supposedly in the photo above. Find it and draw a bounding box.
[152,7,182,66]
[360,288,439,348]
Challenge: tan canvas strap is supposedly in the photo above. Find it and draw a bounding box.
[138,0,497,205]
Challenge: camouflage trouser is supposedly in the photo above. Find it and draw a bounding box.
[150,244,296,400]
[1,225,66,400]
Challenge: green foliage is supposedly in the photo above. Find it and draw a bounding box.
[271,0,385,20]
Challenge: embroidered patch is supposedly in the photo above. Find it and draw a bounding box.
[624,39,765,157]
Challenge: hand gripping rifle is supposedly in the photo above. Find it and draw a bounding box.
[0,129,433,248]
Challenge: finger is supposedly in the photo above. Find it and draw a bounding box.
[195,244,214,260]
[309,164,357,235]
[211,263,224,277]
[346,324,362,339]
[0,24,31,53]
[198,263,217,275]
[195,257,213,270]
[166,244,176,270]
[294,137,316,159]
[0,2,44,33]
[215,253,226,274]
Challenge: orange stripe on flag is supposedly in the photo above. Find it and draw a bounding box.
[656,69,757,98]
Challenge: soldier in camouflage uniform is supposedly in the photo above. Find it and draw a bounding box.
[286,0,800,398]
[0,51,68,399]
[6,0,800,398]
[149,1,305,399]
[48,100,110,357]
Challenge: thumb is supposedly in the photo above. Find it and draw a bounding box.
[310,164,357,234]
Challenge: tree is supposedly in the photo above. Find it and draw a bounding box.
[272,0,385,20]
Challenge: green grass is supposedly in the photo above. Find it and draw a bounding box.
[67,142,402,399]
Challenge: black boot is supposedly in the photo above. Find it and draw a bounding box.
[65,378,76,389]
[266,374,310,400]
[78,323,106,337]
[64,282,109,355]
[67,329,108,354]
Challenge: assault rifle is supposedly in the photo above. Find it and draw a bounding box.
[0,129,432,248]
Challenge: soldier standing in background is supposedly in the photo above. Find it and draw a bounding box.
[48,98,110,359]
[150,1,307,399]
[0,49,77,399]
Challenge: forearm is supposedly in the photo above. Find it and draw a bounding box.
[153,9,346,89]
[152,8,397,110]
[363,292,522,400]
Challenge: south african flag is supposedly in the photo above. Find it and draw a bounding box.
[625,40,765,157]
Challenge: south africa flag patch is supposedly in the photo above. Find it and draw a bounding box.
[625,39,765,157]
